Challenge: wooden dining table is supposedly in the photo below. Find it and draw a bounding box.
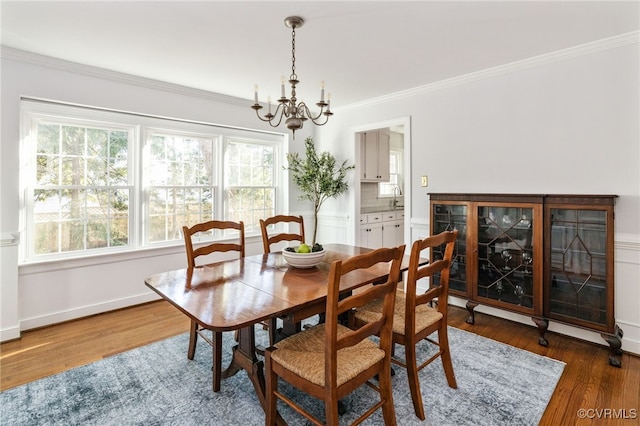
[144,243,419,422]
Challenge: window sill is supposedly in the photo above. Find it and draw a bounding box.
[19,234,264,275]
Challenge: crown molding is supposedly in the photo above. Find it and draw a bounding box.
[338,30,640,112]
[3,30,638,112]
[0,46,251,107]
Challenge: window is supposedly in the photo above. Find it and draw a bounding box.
[146,130,218,243]
[28,117,134,256]
[21,100,284,263]
[224,139,277,235]
[379,149,402,197]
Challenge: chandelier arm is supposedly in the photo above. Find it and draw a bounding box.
[253,102,288,128]
[297,102,330,124]
[267,102,288,128]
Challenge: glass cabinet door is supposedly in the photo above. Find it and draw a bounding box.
[431,203,468,294]
[548,208,608,326]
[476,205,535,308]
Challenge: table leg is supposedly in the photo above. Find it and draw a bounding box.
[222,325,287,425]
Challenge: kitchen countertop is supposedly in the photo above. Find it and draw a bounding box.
[361,206,404,214]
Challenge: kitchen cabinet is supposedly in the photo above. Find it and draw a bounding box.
[381,211,404,247]
[360,211,404,249]
[359,213,383,249]
[360,130,390,182]
[429,193,621,366]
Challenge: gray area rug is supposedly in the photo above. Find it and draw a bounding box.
[1,324,564,425]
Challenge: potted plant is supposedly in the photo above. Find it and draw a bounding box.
[285,137,354,245]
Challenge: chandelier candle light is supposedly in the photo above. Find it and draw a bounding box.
[251,16,333,138]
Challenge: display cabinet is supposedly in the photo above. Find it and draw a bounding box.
[429,193,621,366]
[543,195,621,366]
[430,202,469,295]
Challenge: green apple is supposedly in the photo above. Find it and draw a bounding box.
[297,243,311,253]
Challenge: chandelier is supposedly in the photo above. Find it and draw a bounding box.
[251,16,333,138]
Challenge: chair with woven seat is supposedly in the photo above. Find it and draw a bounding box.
[260,214,305,253]
[265,245,405,426]
[259,214,306,341]
[351,230,458,420]
[182,219,245,392]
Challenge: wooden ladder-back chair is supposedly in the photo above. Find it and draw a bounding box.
[260,215,305,253]
[260,215,306,341]
[265,245,406,426]
[182,220,245,392]
[351,230,458,420]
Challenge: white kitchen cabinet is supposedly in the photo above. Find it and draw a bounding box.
[360,130,390,182]
[359,211,404,249]
[382,219,404,247]
[359,213,383,248]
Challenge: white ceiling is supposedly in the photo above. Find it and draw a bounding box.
[2,1,639,107]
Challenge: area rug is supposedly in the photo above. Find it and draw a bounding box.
[0,325,564,425]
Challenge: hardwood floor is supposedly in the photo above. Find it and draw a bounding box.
[1,301,638,425]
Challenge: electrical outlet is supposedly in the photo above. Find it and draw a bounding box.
[421,175,428,187]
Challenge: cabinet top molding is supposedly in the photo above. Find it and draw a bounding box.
[428,193,618,205]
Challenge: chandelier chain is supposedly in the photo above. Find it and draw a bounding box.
[290,26,297,80]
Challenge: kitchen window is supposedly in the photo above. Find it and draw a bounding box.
[379,149,403,197]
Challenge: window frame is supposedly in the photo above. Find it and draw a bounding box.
[142,125,221,246]
[223,136,280,236]
[20,99,286,264]
[378,149,403,198]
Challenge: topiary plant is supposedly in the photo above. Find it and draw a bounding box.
[285,137,354,245]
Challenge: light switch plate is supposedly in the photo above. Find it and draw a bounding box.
[421,176,428,187]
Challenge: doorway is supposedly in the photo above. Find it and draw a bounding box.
[352,117,411,247]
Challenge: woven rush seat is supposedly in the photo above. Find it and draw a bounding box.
[355,290,443,336]
[271,323,384,387]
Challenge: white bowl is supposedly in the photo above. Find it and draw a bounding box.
[281,248,325,269]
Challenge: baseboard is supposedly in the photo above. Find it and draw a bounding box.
[0,325,21,342]
[17,292,161,334]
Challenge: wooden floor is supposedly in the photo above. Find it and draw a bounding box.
[1,301,638,425]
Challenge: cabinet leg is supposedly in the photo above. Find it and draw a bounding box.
[601,325,624,368]
[465,301,478,325]
[532,317,549,347]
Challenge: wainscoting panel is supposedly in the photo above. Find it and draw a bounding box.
[316,212,352,245]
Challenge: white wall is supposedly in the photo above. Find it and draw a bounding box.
[316,37,640,355]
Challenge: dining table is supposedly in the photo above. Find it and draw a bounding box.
[144,243,422,423]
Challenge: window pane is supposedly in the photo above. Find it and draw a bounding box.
[146,131,217,243]
[379,150,402,197]
[225,140,276,231]
[226,141,274,186]
[226,187,275,233]
[36,154,59,185]
[30,120,131,256]
[148,133,215,186]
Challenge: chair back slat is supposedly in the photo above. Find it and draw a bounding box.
[260,215,305,253]
[182,220,245,267]
[405,230,458,321]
